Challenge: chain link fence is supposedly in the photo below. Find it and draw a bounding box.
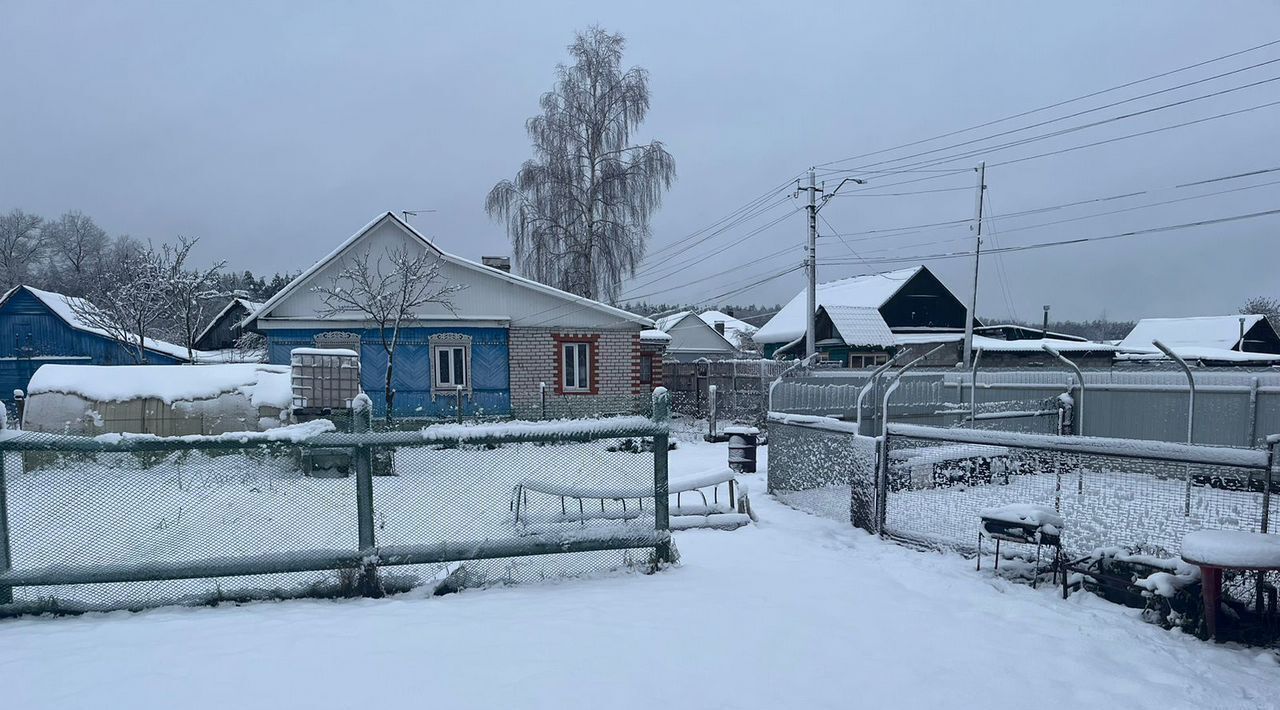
[880,424,1275,559]
[0,408,674,616]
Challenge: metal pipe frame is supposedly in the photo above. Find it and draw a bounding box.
[880,344,948,438]
[1042,344,1085,436]
[1152,340,1196,446]
[855,349,910,431]
[1152,339,1197,516]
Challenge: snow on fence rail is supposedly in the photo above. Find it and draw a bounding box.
[0,395,675,615]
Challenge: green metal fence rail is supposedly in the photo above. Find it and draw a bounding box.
[0,390,674,614]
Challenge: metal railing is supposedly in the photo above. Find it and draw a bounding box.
[0,392,674,615]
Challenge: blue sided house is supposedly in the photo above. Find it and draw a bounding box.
[244,212,662,418]
[0,285,189,406]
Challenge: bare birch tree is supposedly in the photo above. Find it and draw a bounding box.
[486,26,676,302]
[313,246,462,421]
[0,209,46,290]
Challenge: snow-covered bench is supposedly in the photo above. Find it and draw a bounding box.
[511,469,753,531]
[977,504,1064,588]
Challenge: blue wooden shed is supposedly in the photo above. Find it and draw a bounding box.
[0,286,189,408]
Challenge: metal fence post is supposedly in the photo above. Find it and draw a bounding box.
[352,405,380,596]
[1246,377,1260,447]
[875,434,889,534]
[539,382,547,420]
[1265,437,1278,534]
[707,384,718,440]
[1153,340,1196,515]
[0,451,11,605]
[455,385,464,424]
[651,388,672,563]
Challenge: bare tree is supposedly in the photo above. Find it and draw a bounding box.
[486,26,676,302]
[0,209,46,290]
[160,236,227,361]
[42,211,109,295]
[313,246,462,421]
[69,244,173,363]
[1241,295,1280,332]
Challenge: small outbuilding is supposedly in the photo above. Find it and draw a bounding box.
[194,297,263,351]
[0,285,191,410]
[1118,315,1280,365]
[22,363,292,436]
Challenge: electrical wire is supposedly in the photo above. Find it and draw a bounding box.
[815,37,1280,168]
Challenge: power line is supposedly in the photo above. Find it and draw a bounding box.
[815,37,1280,168]
[828,58,1280,175]
[845,75,1280,177]
[823,208,1280,266]
[821,164,1280,245]
[619,206,801,298]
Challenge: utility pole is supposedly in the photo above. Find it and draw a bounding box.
[797,169,864,360]
[962,162,986,368]
[805,169,819,359]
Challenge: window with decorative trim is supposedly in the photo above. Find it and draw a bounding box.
[561,341,591,392]
[429,333,472,395]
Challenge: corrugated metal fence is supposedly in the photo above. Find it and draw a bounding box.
[771,369,1280,447]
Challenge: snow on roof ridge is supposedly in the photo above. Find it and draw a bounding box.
[250,212,652,328]
[5,285,196,362]
[755,266,927,344]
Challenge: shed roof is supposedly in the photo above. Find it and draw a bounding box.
[1119,315,1266,353]
[0,285,194,362]
[823,306,896,347]
[755,266,922,344]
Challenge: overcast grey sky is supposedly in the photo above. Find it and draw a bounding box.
[2,1,1277,321]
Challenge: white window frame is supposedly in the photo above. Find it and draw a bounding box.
[561,341,591,392]
[428,333,473,398]
[433,345,467,389]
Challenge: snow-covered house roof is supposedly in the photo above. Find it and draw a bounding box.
[696,310,757,348]
[652,310,739,359]
[247,213,653,331]
[754,266,926,345]
[821,306,895,348]
[0,285,195,362]
[1119,315,1267,353]
[194,297,263,350]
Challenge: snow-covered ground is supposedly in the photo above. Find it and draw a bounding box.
[2,440,1278,709]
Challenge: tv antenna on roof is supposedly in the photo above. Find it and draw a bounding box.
[401,209,437,224]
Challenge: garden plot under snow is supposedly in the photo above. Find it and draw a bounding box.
[2,426,735,610]
[3,441,1279,709]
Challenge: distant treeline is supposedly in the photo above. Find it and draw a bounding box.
[0,208,296,302]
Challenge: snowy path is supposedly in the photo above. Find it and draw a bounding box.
[2,442,1278,709]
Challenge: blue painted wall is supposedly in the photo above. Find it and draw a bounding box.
[265,327,511,417]
[0,288,186,408]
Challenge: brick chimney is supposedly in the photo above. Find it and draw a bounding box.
[714,321,726,335]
